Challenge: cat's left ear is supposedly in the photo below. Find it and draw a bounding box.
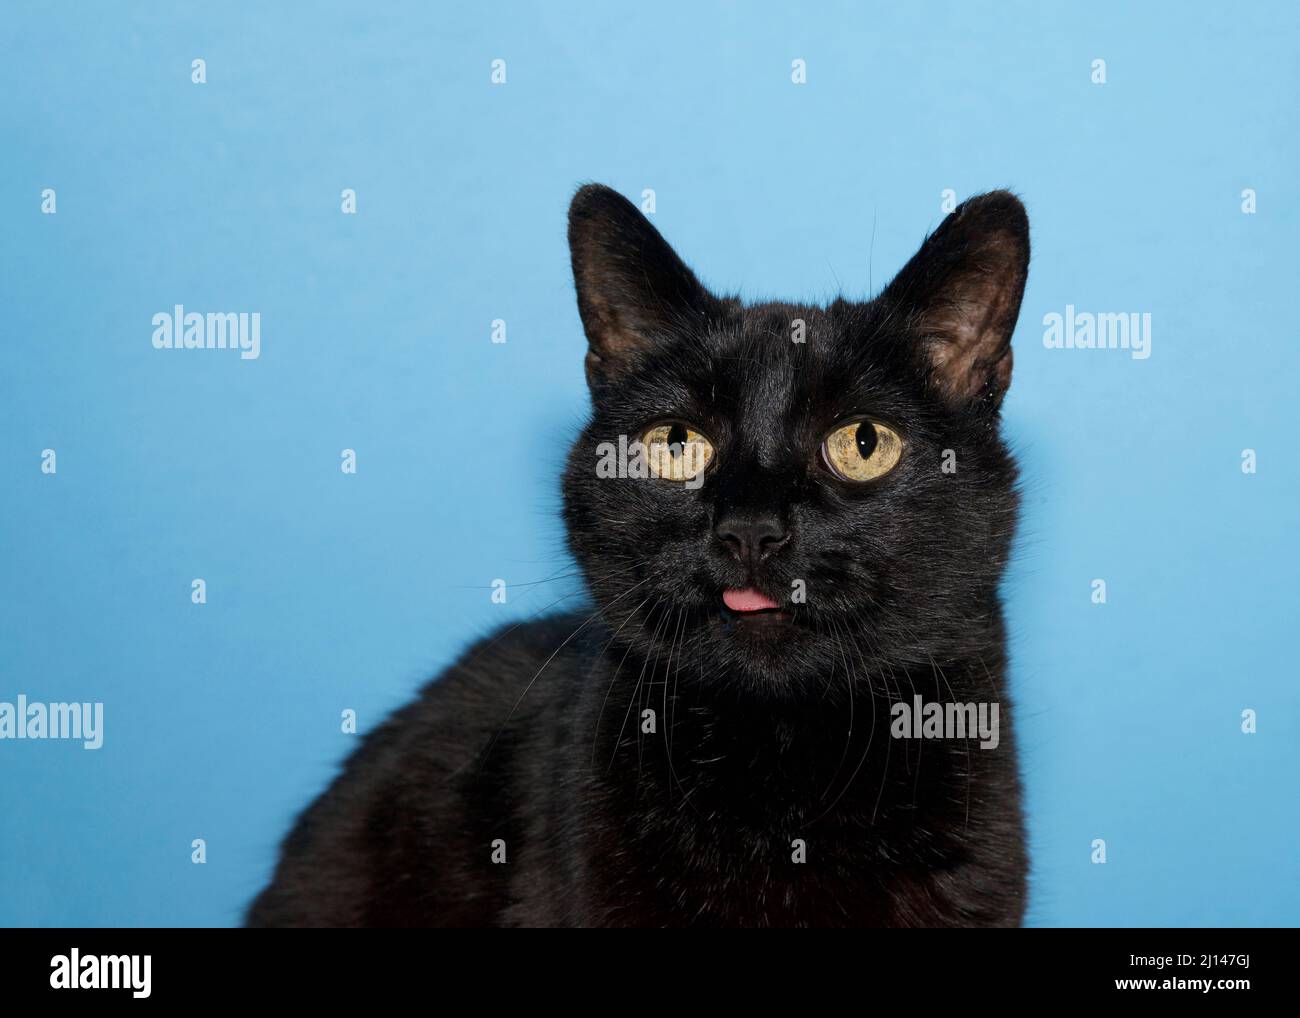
[881,191,1030,411]
[568,184,718,389]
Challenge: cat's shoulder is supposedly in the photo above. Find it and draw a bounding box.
[336,611,600,777]
[411,609,602,714]
[446,609,598,677]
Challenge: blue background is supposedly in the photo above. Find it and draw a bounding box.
[2,1,1296,927]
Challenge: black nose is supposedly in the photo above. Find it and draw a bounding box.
[714,513,789,566]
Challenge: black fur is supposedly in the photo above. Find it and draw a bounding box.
[247,185,1031,927]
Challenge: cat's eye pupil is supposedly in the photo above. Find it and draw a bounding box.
[855,422,878,459]
[667,422,688,455]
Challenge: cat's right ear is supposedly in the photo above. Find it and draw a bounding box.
[568,184,716,389]
[880,191,1030,412]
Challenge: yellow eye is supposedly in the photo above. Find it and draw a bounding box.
[822,420,903,482]
[643,422,715,481]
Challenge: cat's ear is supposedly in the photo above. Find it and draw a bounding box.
[881,191,1029,411]
[568,184,717,386]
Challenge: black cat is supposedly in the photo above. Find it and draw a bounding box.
[247,185,1031,927]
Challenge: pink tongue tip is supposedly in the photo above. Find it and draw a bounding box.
[723,588,782,613]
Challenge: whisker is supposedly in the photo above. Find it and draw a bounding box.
[588,595,654,768]
[478,574,653,772]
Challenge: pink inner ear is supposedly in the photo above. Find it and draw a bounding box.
[881,192,1029,408]
[918,237,1024,404]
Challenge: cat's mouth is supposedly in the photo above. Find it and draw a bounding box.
[720,587,791,625]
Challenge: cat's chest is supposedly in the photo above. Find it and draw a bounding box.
[574,826,961,927]
[551,672,982,925]
[559,773,968,927]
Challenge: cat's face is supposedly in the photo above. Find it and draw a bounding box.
[562,186,1028,698]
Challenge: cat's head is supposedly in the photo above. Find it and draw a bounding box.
[562,185,1028,698]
